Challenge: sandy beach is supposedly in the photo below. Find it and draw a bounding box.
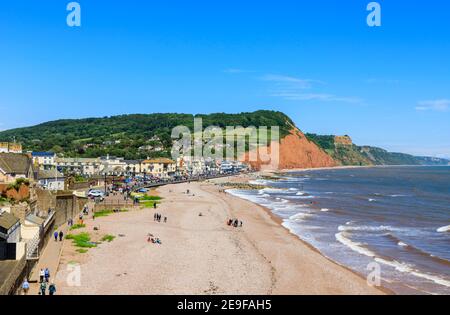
[54,176,384,295]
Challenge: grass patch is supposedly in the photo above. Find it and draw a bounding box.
[76,249,88,254]
[93,210,114,218]
[70,224,86,230]
[101,234,116,242]
[93,209,128,218]
[140,201,160,208]
[140,195,162,201]
[66,232,97,248]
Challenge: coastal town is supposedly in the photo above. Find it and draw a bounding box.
[0,141,250,295]
[1,137,388,296]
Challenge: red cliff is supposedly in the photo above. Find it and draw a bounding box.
[241,128,337,171]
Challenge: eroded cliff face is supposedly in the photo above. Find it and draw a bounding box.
[241,128,337,171]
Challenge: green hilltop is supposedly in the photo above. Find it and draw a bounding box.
[0,111,294,160]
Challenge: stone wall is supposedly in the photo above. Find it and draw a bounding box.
[55,194,88,226]
[0,256,27,295]
[35,188,56,215]
[68,181,90,190]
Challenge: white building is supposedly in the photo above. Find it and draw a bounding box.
[56,157,102,176]
[37,169,65,191]
[99,155,127,175]
[31,152,56,170]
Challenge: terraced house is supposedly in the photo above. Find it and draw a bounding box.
[31,152,56,170]
[141,158,176,178]
[56,157,102,176]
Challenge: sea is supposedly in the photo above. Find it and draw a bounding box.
[227,166,450,295]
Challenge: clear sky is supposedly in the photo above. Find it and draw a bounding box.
[0,0,449,157]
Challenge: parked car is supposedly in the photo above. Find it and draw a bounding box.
[88,190,105,198]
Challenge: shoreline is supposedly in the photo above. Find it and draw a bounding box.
[214,176,392,295]
[205,176,386,294]
[223,188,394,295]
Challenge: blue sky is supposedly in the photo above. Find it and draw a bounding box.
[0,0,449,157]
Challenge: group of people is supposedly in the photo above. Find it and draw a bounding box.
[53,230,64,242]
[21,268,57,295]
[227,218,243,228]
[38,268,57,295]
[154,213,167,223]
[147,233,162,245]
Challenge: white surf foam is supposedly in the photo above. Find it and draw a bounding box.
[249,179,268,185]
[338,225,401,233]
[437,225,450,233]
[335,232,376,257]
[261,188,293,194]
[375,258,450,288]
[289,212,313,221]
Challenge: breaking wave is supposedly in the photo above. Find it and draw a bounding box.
[437,225,450,233]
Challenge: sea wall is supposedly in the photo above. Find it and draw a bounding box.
[55,193,88,226]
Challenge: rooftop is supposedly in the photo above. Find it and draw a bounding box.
[32,152,55,157]
[0,153,32,174]
[26,213,45,226]
[0,211,19,231]
[142,158,176,164]
[37,169,64,179]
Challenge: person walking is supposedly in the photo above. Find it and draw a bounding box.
[22,279,30,295]
[53,230,58,242]
[44,268,50,282]
[39,268,45,283]
[164,217,167,223]
[48,283,57,295]
[59,230,64,242]
[39,281,47,295]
